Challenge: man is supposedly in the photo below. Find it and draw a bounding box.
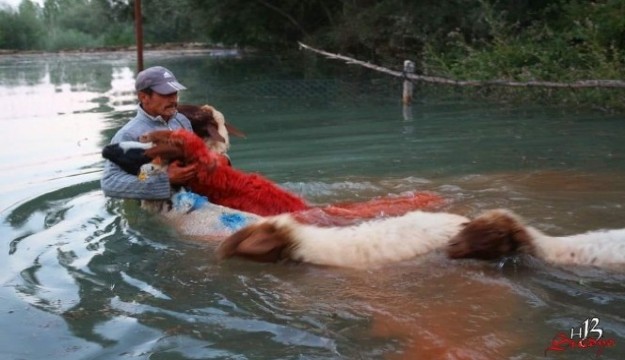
[101,66,197,199]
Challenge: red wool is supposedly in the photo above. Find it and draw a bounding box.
[172,129,309,216]
[169,129,444,218]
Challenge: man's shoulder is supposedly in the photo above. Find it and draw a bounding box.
[174,112,193,130]
[111,114,152,143]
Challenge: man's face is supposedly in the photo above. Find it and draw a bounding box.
[139,90,178,120]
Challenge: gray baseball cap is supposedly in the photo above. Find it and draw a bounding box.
[135,66,187,95]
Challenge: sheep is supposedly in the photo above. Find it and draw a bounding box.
[103,104,248,216]
[141,129,444,218]
[141,128,311,216]
[446,209,625,270]
[104,102,443,224]
[102,104,243,174]
[216,210,469,269]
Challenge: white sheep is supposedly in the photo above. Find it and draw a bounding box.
[216,210,468,269]
[447,209,625,270]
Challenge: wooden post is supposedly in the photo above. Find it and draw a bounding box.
[402,60,414,105]
[402,102,413,121]
[134,0,144,72]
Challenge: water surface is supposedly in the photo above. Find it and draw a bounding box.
[1,50,624,359]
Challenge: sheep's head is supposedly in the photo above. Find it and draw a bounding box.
[216,219,296,263]
[178,104,246,155]
[447,209,533,260]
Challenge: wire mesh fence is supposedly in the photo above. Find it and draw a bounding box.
[209,78,403,102]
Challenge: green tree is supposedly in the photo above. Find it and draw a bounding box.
[139,0,199,43]
[185,0,339,49]
[0,0,44,50]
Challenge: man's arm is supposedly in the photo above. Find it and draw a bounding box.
[100,111,197,200]
[101,159,172,199]
[101,121,173,200]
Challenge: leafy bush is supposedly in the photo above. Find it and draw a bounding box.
[420,0,625,108]
[44,29,102,51]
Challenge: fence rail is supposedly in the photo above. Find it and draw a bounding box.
[298,42,625,92]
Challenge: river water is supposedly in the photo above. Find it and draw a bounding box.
[0,50,624,359]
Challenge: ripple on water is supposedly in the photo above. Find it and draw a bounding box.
[1,54,625,358]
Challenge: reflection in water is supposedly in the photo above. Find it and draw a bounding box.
[0,52,624,359]
[0,54,138,214]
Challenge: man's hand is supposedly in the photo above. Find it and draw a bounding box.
[167,161,197,186]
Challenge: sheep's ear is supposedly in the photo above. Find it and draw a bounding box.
[216,223,290,263]
[237,230,284,254]
[207,106,245,138]
[207,124,226,143]
[225,123,246,138]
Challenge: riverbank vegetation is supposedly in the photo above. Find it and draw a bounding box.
[1,0,623,108]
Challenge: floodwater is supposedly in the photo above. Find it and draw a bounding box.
[0,50,624,360]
